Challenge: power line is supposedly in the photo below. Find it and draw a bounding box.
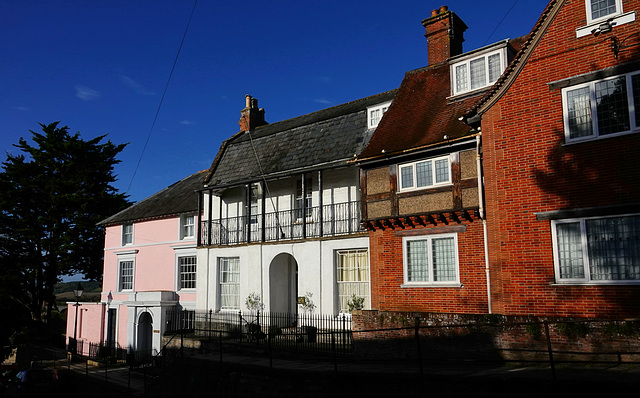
[483,0,519,46]
[127,0,199,193]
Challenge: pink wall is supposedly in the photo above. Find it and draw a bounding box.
[66,302,104,355]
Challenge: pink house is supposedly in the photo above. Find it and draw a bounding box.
[67,170,206,356]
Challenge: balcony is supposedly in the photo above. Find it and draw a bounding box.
[199,201,362,246]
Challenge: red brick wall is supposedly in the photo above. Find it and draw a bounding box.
[481,0,640,318]
[369,220,488,313]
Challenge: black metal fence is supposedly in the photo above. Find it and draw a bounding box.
[165,309,353,355]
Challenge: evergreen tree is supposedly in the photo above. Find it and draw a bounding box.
[0,122,130,325]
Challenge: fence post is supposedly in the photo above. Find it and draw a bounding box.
[415,322,423,377]
[208,309,213,341]
[268,332,273,370]
[219,330,223,364]
[332,331,338,373]
[543,321,556,381]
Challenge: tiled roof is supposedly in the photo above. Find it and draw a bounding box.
[205,90,397,188]
[98,170,207,226]
[357,38,528,162]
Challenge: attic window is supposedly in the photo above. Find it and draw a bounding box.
[451,49,505,96]
[367,101,392,129]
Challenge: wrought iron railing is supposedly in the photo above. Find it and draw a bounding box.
[165,309,353,354]
[199,201,362,246]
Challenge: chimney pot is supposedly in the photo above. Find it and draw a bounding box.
[431,9,438,17]
[439,5,448,13]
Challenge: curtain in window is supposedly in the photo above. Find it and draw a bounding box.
[556,222,585,279]
[407,240,429,282]
[220,258,240,309]
[566,87,593,139]
[488,53,502,83]
[470,58,486,90]
[586,216,640,280]
[432,237,456,281]
[337,250,370,312]
[595,76,630,135]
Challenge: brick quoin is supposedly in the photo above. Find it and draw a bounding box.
[480,0,640,318]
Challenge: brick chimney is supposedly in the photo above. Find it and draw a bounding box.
[239,94,267,131]
[422,5,468,66]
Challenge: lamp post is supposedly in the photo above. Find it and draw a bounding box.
[72,282,84,357]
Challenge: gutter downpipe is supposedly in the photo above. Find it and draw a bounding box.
[476,133,492,314]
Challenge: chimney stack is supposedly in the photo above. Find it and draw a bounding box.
[422,5,467,66]
[239,94,267,132]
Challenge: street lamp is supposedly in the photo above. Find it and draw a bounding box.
[72,282,84,357]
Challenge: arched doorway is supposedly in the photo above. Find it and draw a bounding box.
[137,312,153,360]
[269,253,298,319]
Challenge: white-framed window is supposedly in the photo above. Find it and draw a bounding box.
[562,71,640,143]
[586,0,622,24]
[249,183,260,225]
[398,155,451,192]
[552,215,640,284]
[336,249,370,313]
[219,257,240,310]
[178,255,197,290]
[451,50,504,95]
[118,259,134,291]
[367,101,392,129]
[180,214,195,240]
[402,234,460,286]
[295,177,313,220]
[122,223,133,246]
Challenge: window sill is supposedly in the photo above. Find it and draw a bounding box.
[563,128,640,146]
[401,283,462,288]
[398,182,453,194]
[552,281,640,286]
[576,11,636,38]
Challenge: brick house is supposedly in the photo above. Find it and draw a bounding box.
[463,0,640,318]
[355,6,526,314]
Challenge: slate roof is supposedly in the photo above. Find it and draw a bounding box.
[357,37,527,163]
[98,170,207,226]
[204,90,397,188]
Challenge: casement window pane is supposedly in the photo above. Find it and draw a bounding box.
[455,64,468,93]
[432,237,456,281]
[401,165,414,189]
[488,53,502,83]
[219,258,240,309]
[407,240,429,282]
[120,261,134,290]
[179,256,196,289]
[470,58,486,90]
[632,74,640,127]
[586,217,640,280]
[336,249,370,312]
[434,158,449,183]
[591,0,617,20]
[556,223,585,279]
[566,87,593,139]
[415,161,432,187]
[595,76,630,135]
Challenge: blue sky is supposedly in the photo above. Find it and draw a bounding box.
[1,0,548,203]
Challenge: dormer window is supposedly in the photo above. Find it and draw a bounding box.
[451,49,504,96]
[367,101,391,129]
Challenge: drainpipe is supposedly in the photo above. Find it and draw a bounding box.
[476,133,492,314]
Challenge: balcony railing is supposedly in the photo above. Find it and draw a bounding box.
[200,201,362,246]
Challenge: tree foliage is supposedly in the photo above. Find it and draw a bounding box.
[0,122,130,324]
